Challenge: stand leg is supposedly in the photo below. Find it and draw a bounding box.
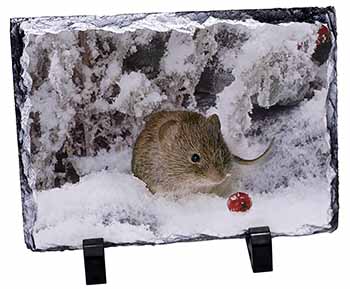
[83,238,107,285]
[246,226,273,273]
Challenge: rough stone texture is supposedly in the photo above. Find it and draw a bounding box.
[10,7,338,251]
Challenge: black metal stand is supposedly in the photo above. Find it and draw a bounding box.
[81,228,272,285]
[83,238,107,285]
[246,226,273,273]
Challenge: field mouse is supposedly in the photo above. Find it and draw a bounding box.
[132,111,272,196]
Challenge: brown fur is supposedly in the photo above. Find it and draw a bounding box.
[132,111,233,195]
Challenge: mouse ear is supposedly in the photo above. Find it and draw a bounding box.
[159,120,178,144]
[207,114,221,130]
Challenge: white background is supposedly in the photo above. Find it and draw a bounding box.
[0,0,349,288]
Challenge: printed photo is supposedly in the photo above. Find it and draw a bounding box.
[11,7,338,251]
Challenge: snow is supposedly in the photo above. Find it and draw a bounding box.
[34,159,331,250]
[114,72,167,118]
[161,31,196,74]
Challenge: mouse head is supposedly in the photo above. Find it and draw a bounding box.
[158,112,233,189]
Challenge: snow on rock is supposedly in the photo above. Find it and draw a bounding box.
[18,15,326,192]
[114,71,167,119]
[232,22,320,108]
[238,88,334,194]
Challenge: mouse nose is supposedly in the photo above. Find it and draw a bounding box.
[207,168,226,184]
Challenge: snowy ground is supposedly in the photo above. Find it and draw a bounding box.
[34,167,331,250]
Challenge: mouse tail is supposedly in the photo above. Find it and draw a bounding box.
[232,138,274,165]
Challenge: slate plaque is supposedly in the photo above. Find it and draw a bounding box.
[10,6,338,251]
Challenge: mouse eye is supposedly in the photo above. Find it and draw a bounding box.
[191,153,201,163]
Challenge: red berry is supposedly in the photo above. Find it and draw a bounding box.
[227,192,252,212]
[312,24,332,65]
[316,25,330,47]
